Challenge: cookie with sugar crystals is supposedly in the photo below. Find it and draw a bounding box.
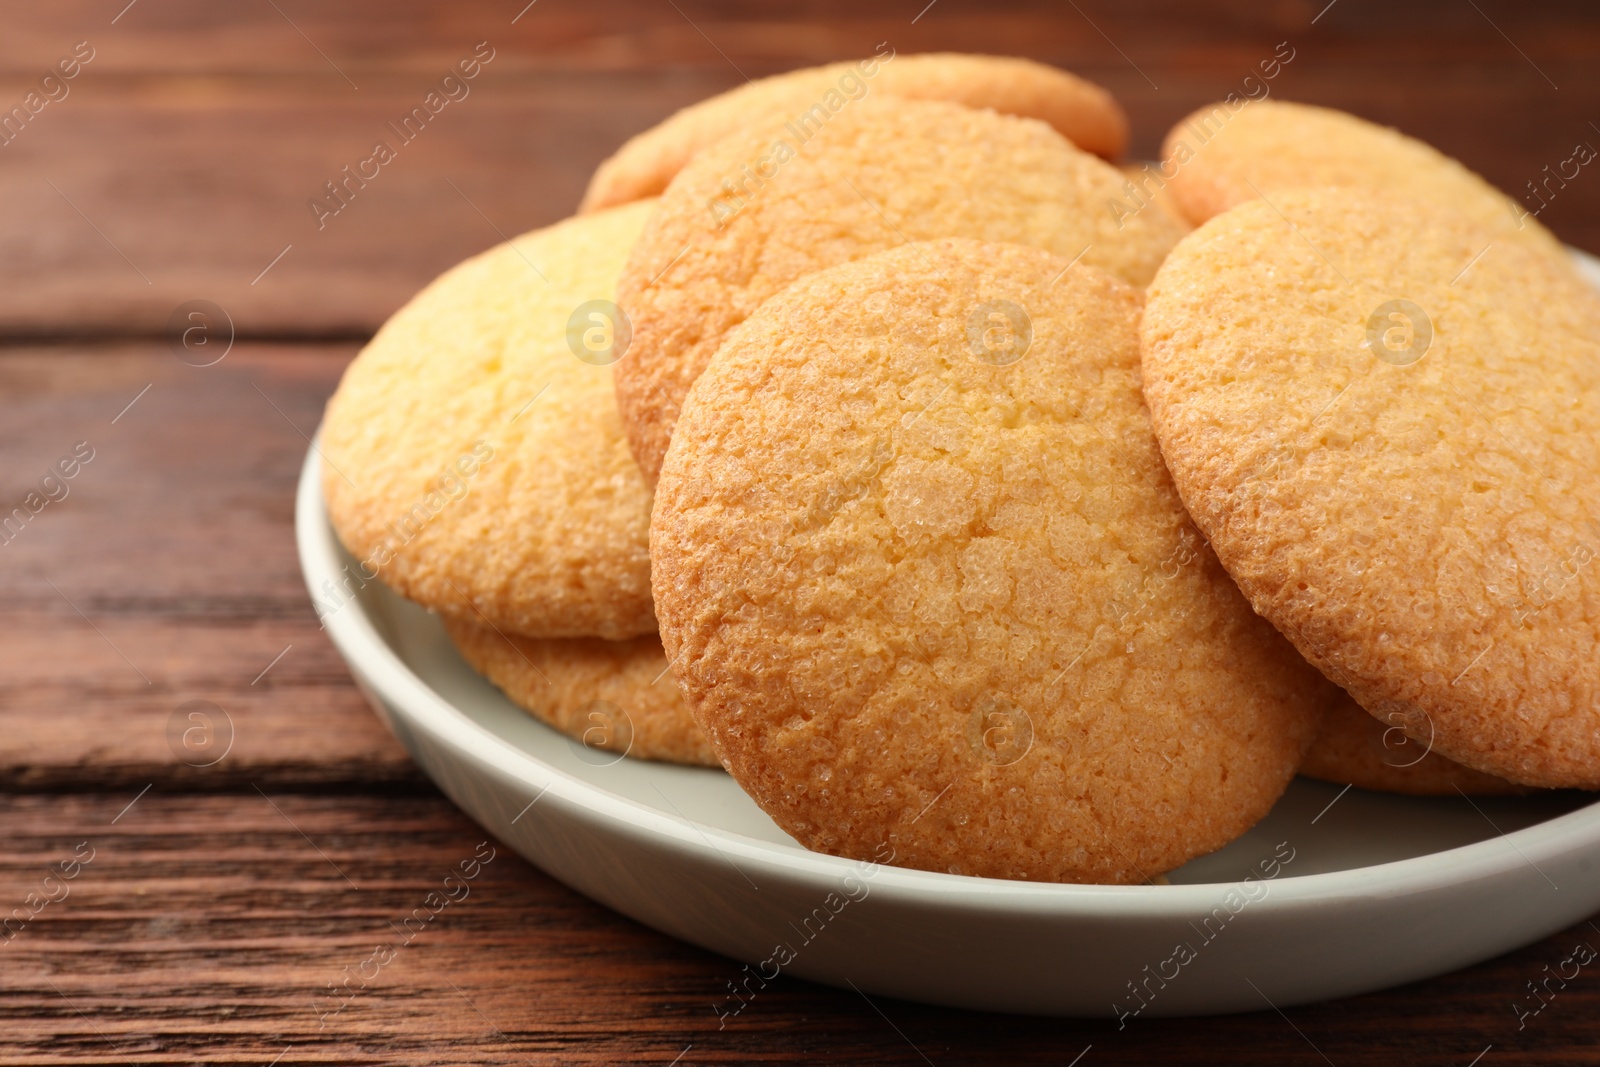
[1158,99,1563,255]
[1119,162,1193,235]
[651,239,1324,884]
[446,619,718,767]
[1141,189,1600,789]
[321,200,658,640]
[1300,692,1529,797]
[614,95,1185,482]
[580,52,1127,212]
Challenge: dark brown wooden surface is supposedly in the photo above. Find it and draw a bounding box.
[4,1,1600,1062]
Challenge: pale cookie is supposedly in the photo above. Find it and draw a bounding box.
[1158,100,1563,255]
[1119,163,1193,235]
[1141,189,1600,789]
[322,200,658,640]
[615,96,1186,482]
[1301,691,1528,797]
[446,619,717,767]
[580,52,1128,212]
[652,239,1324,884]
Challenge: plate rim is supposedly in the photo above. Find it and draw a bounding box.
[298,434,1600,917]
[297,245,1600,917]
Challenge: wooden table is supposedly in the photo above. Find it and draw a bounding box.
[3,1,1598,1062]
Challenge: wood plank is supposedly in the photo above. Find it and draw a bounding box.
[1,790,1598,1064]
[0,1,1592,336]
[0,0,1594,79]
[0,345,419,789]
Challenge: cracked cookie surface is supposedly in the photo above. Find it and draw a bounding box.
[581,52,1128,212]
[615,96,1184,482]
[1141,189,1600,788]
[652,239,1323,883]
[322,200,658,640]
[446,620,717,767]
[1159,99,1562,257]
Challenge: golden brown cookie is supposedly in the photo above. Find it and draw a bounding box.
[321,201,658,640]
[1119,162,1193,235]
[652,239,1324,884]
[614,96,1186,482]
[1158,100,1562,254]
[581,52,1127,212]
[1300,691,1529,797]
[446,619,717,767]
[1141,189,1600,789]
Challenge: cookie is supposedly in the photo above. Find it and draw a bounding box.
[651,239,1325,884]
[1158,100,1563,254]
[614,96,1186,482]
[1141,189,1600,789]
[446,618,717,767]
[1119,162,1193,235]
[1300,692,1528,797]
[580,52,1127,212]
[321,200,658,640]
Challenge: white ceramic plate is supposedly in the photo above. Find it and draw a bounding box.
[297,251,1600,1018]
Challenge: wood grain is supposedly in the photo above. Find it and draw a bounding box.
[0,0,1592,336]
[2,791,1600,1066]
[0,346,418,791]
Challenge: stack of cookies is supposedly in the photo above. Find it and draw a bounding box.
[321,55,1600,885]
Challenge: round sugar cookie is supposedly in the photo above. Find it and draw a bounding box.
[614,96,1186,482]
[1120,162,1193,235]
[581,52,1128,212]
[651,239,1325,884]
[445,619,717,767]
[1141,189,1600,789]
[1300,692,1528,797]
[321,200,658,640]
[1158,100,1562,254]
